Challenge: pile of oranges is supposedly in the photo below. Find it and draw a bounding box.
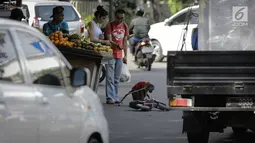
[49,31,74,47]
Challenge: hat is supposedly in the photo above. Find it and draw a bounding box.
[50,6,64,18]
[10,8,25,19]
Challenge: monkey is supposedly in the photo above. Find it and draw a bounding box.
[118,81,155,106]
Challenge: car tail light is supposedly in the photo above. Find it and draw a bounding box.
[169,98,193,107]
[80,18,85,33]
[32,17,40,28]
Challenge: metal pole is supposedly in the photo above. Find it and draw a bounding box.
[109,0,113,21]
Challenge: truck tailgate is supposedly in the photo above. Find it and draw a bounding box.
[167,51,255,96]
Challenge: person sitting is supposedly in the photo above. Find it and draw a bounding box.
[129,7,150,59]
[43,6,69,36]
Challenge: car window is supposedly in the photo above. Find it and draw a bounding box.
[169,12,187,26]
[21,4,30,18]
[190,10,198,24]
[0,30,24,83]
[16,30,67,87]
[35,5,79,22]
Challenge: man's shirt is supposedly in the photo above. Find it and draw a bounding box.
[129,16,150,39]
[105,22,129,59]
[43,21,69,36]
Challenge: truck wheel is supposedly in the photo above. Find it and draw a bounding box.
[232,127,247,135]
[187,131,209,143]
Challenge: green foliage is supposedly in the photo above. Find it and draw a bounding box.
[84,14,95,26]
[164,0,194,15]
[167,0,184,15]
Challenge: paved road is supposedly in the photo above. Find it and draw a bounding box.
[97,58,255,143]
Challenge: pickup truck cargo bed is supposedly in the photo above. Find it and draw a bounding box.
[167,51,255,97]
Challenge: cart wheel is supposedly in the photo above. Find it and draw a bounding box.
[99,66,106,83]
[157,104,170,111]
[136,104,151,111]
[187,131,209,143]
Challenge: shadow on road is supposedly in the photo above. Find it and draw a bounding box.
[211,132,255,143]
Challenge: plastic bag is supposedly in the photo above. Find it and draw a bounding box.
[120,63,131,82]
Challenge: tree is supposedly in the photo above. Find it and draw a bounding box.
[163,0,195,15]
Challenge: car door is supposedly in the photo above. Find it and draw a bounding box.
[162,9,198,52]
[185,9,199,51]
[14,28,83,143]
[162,11,189,52]
[0,28,39,143]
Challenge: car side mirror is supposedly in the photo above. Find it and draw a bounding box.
[70,68,91,87]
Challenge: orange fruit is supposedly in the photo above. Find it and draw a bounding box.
[50,36,54,40]
[67,43,72,47]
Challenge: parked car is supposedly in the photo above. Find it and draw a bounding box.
[22,0,88,37]
[148,5,199,62]
[0,18,109,143]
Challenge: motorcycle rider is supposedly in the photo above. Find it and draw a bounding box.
[129,7,150,60]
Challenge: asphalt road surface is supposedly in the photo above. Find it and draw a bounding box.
[97,57,255,143]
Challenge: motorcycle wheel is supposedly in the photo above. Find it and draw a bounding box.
[99,66,106,83]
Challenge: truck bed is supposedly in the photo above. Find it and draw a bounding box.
[167,51,255,96]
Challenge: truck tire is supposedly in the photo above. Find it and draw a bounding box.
[187,131,209,143]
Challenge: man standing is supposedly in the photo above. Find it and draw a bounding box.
[43,6,69,36]
[105,9,129,104]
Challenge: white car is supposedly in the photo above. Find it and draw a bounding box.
[149,5,199,62]
[0,18,109,143]
[22,0,88,37]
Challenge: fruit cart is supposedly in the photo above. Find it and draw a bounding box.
[49,31,113,92]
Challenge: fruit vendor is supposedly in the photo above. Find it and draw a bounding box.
[43,6,69,36]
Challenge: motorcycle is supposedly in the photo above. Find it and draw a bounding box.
[129,35,156,71]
